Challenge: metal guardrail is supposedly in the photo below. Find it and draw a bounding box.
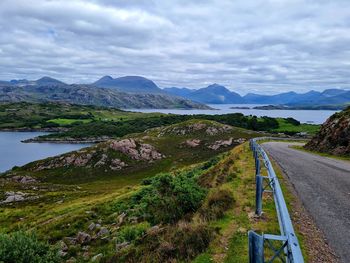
[248,137,304,263]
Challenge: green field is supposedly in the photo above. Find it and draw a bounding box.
[272,118,320,135]
[47,118,93,125]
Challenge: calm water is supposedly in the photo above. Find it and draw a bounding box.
[0,132,91,172]
[127,104,338,124]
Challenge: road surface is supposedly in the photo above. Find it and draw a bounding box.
[262,142,350,263]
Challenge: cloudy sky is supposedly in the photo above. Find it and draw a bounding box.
[1,0,350,94]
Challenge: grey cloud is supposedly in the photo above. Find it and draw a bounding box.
[0,0,350,94]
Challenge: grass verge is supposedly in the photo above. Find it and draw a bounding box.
[193,141,307,262]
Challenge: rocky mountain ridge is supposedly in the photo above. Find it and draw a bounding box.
[0,79,209,109]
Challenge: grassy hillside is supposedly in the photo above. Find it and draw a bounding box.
[0,120,260,262]
[0,119,310,262]
[0,102,164,129]
[272,118,320,135]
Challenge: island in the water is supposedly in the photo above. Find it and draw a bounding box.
[253,104,347,110]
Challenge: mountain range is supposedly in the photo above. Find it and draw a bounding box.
[1,75,350,109]
[164,86,350,107]
[0,77,209,109]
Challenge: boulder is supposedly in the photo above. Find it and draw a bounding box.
[117,212,127,225]
[94,154,108,167]
[88,222,96,231]
[91,253,103,262]
[11,175,37,184]
[208,138,233,150]
[110,158,127,170]
[184,139,201,147]
[63,237,77,245]
[57,240,68,252]
[76,232,91,245]
[115,242,130,252]
[2,191,26,203]
[96,227,109,238]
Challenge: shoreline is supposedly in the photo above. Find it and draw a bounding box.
[0,127,68,132]
[21,137,109,144]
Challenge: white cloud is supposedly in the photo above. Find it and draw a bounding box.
[0,0,350,94]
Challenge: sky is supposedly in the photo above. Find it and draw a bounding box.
[1,0,350,94]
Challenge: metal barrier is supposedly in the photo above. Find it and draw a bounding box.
[249,137,304,263]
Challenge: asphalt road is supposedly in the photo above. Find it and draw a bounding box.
[262,142,350,263]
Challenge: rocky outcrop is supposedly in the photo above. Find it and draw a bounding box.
[208,138,234,150]
[9,175,37,184]
[305,107,350,155]
[109,159,127,170]
[157,121,233,137]
[31,138,163,171]
[109,139,163,161]
[1,191,39,203]
[205,125,232,135]
[184,139,201,147]
[208,138,246,150]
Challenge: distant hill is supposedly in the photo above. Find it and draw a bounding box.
[165,85,350,106]
[36,76,65,86]
[93,75,164,94]
[244,89,350,107]
[165,84,244,104]
[305,106,350,155]
[0,80,210,109]
[243,91,321,104]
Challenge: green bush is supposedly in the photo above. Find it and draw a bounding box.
[0,231,60,263]
[115,222,215,262]
[117,222,150,243]
[285,117,300,126]
[200,187,235,220]
[132,173,207,224]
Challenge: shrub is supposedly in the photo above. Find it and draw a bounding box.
[117,222,150,243]
[132,173,207,224]
[168,222,214,260]
[199,187,235,221]
[285,117,300,126]
[115,222,215,262]
[0,231,60,263]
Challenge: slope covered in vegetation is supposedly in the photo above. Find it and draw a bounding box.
[0,118,311,262]
[305,106,350,155]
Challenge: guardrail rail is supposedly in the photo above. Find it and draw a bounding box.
[248,137,304,263]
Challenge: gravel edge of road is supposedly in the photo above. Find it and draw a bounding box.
[269,154,340,263]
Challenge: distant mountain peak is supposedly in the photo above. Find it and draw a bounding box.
[99,75,113,81]
[93,75,162,94]
[36,76,65,85]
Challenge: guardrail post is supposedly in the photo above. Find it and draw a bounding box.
[248,231,264,263]
[255,155,260,175]
[255,175,263,216]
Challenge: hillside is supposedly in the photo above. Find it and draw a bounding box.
[305,107,350,155]
[0,80,209,109]
[0,120,264,262]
